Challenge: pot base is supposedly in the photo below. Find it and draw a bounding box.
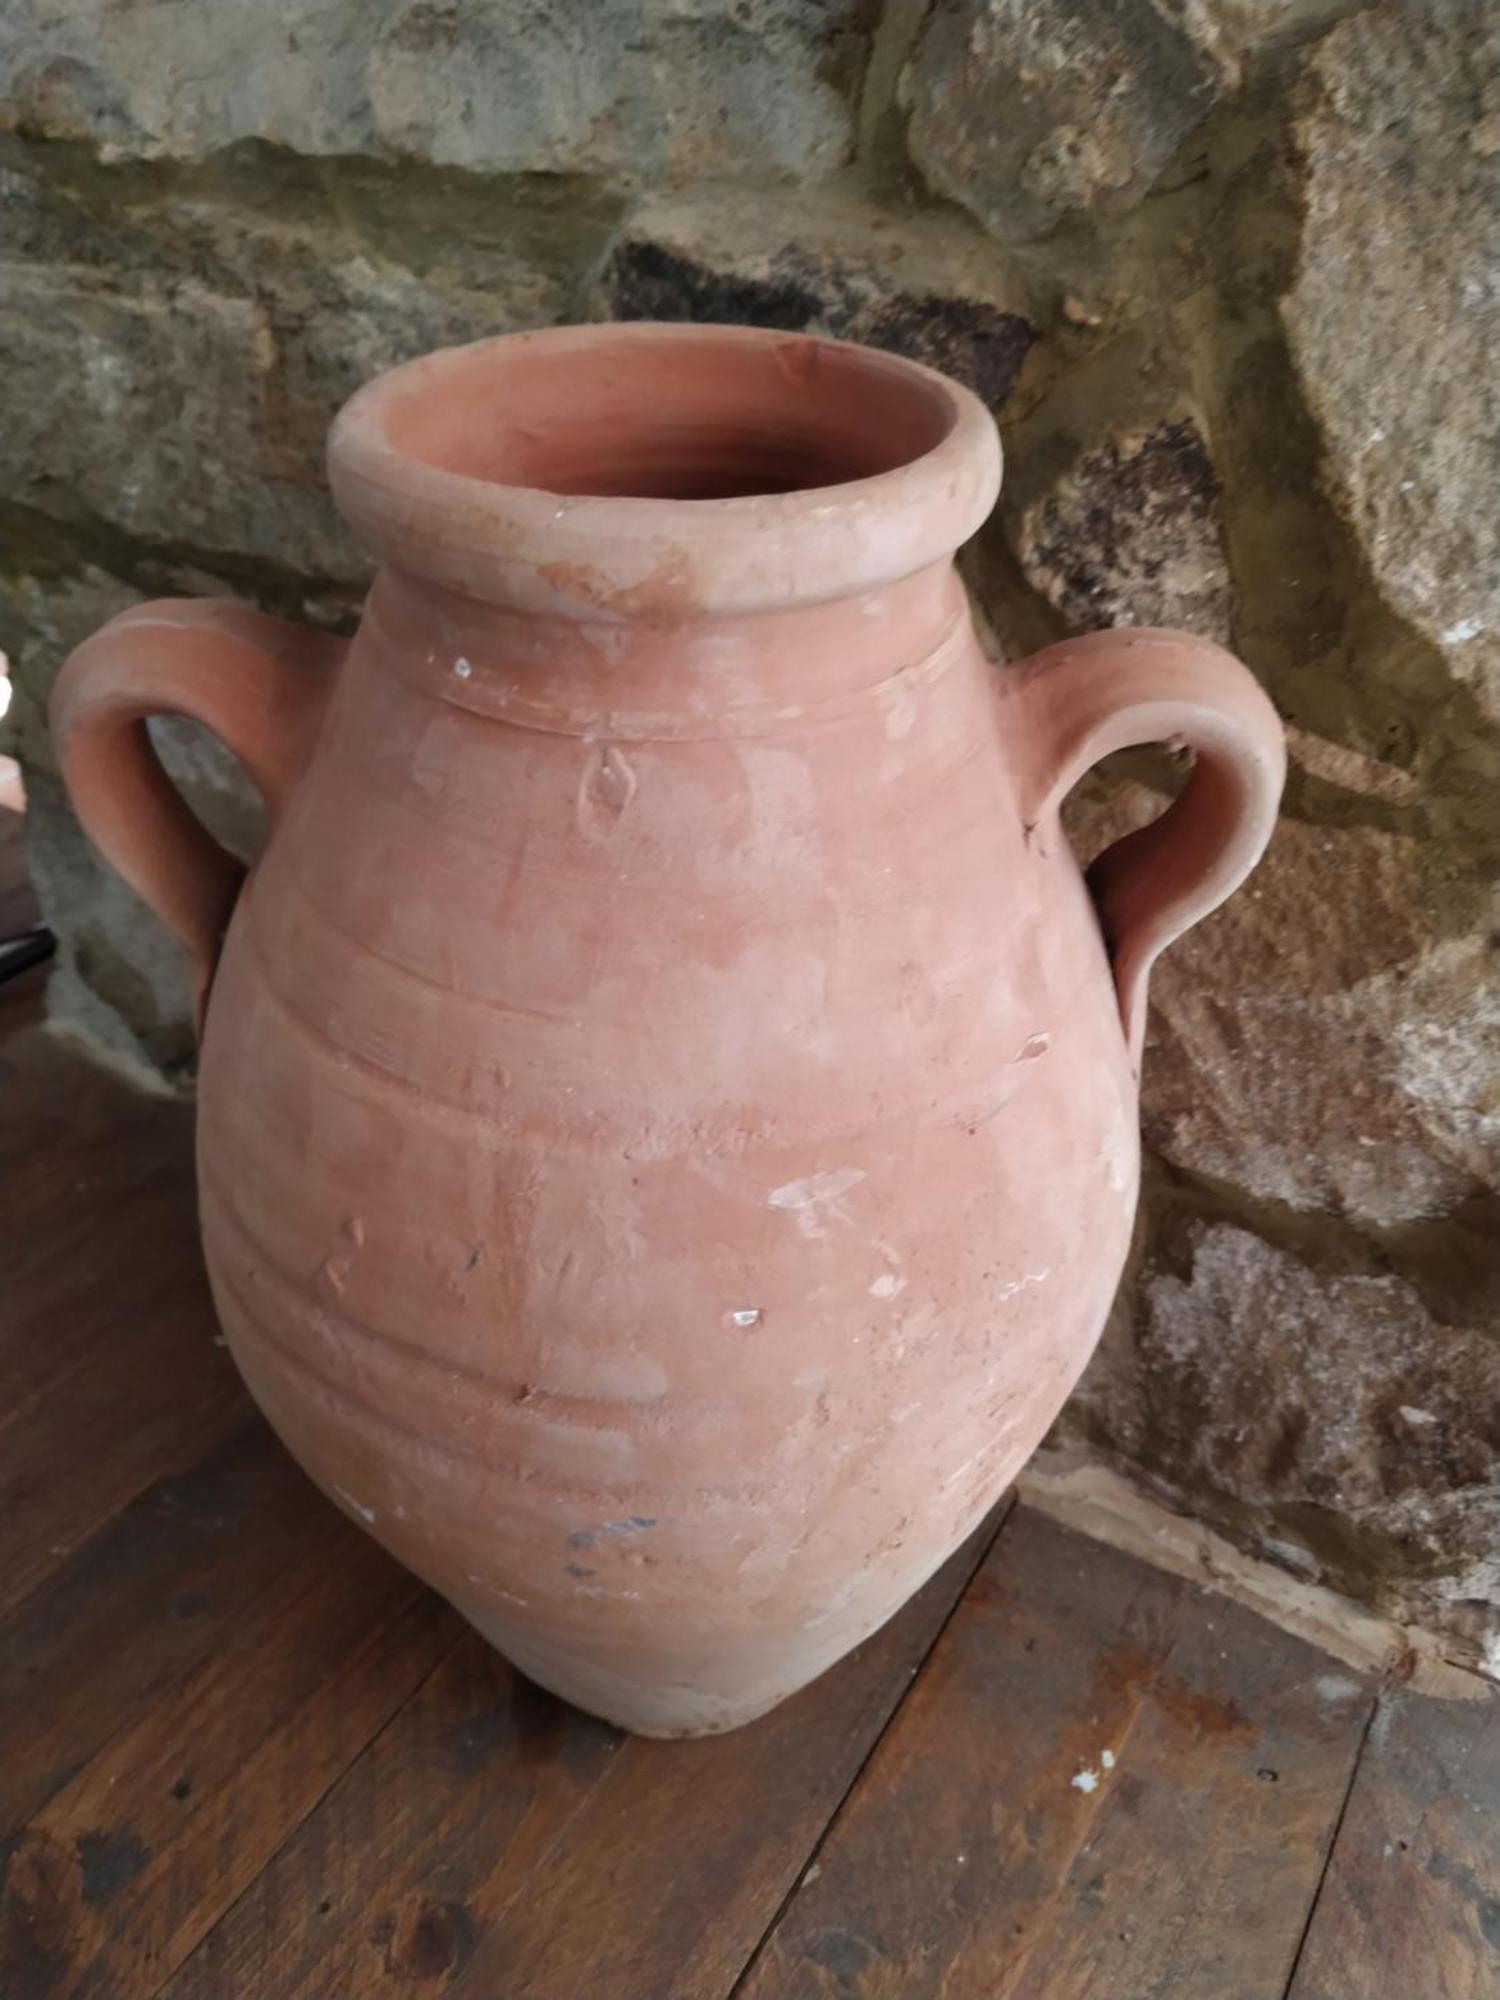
[453,1594,812,1739]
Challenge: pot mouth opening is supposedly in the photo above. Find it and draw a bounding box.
[380,325,959,501]
[329,323,1001,616]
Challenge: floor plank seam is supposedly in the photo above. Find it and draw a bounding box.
[1278,1689,1379,1999]
[142,1611,470,2000]
[721,1492,1021,2000]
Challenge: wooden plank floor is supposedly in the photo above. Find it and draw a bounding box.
[2,818,1496,1999]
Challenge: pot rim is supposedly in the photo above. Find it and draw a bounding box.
[327,322,1002,619]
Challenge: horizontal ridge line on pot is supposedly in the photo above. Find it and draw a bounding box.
[200,1201,703,1430]
[328,323,1002,620]
[208,1250,679,1485]
[230,881,1051,1145]
[207,1241,841,1520]
[267,861,1013,1038]
[362,574,976,740]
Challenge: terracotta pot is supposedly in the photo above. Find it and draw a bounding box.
[51,325,1284,1735]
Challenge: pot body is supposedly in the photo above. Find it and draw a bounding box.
[50,325,1284,1735]
[198,563,1136,1734]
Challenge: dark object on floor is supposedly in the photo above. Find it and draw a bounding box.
[0,925,54,983]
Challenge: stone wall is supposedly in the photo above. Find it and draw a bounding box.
[3,2,1496,1667]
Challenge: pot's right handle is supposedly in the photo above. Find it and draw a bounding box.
[49,600,345,1026]
[1010,626,1285,1070]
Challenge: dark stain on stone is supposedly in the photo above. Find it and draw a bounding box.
[1264,1404,1309,1486]
[1270,1497,1458,1599]
[604,239,1034,410]
[76,1827,151,1905]
[606,239,826,333]
[861,290,1035,408]
[1028,419,1221,621]
[169,1775,192,1801]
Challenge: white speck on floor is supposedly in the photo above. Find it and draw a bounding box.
[1101,1749,1116,1770]
[1071,1768,1100,1794]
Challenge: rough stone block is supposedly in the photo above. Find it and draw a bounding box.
[1014,415,1231,639]
[1,0,868,183]
[1,261,355,577]
[1283,1,1500,725]
[903,0,1226,240]
[1059,1219,1500,1671]
[0,141,619,578]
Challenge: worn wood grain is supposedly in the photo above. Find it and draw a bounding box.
[0,1522,460,2000]
[0,1011,185,1282]
[0,1280,247,1615]
[157,1631,622,1999]
[0,991,227,1613]
[0,1420,334,1838]
[165,1515,1001,2000]
[1289,1689,1500,2000]
[738,1506,1375,2000]
[1,1152,202,1441]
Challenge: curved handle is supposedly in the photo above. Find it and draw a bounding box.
[49,600,345,1026]
[1010,626,1285,1069]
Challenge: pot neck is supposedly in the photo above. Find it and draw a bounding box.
[328,326,1000,624]
[363,560,973,741]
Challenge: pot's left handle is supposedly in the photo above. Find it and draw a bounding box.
[50,600,345,1028]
